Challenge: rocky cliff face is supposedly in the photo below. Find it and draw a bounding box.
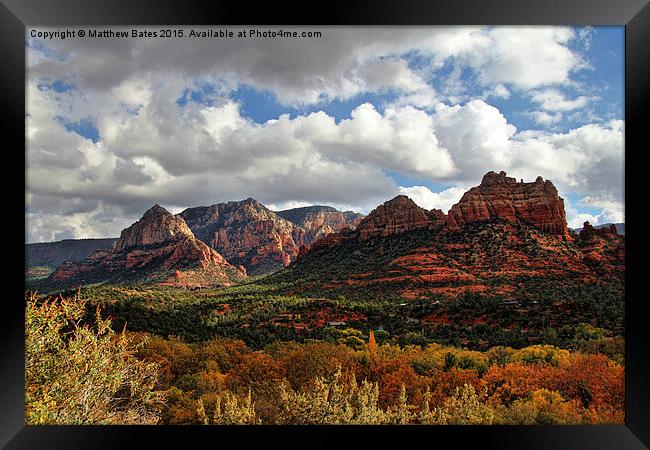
[113,204,194,251]
[577,221,625,277]
[447,171,570,239]
[179,198,305,275]
[356,195,446,241]
[277,206,364,244]
[578,221,619,239]
[47,205,245,288]
[303,195,446,255]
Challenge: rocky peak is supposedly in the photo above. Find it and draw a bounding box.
[480,170,518,186]
[141,204,168,220]
[579,221,619,240]
[114,205,194,252]
[447,171,570,239]
[179,198,305,275]
[356,195,444,240]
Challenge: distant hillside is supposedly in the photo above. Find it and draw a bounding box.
[25,238,117,277]
[277,205,364,245]
[36,205,245,290]
[573,223,624,235]
[276,205,339,224]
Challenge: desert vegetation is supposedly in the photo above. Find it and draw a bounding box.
[25,292,624,425]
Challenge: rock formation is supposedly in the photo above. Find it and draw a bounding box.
[179,198,305,275]
[577,221,625,277]
[578,221,619,240]
[47,205,245,288]
[302,195,446,255]
[282,171,623,299]
[573,222,624,236]
[114,204,194,251]
[356,195,446,240]
[447,171,570,239]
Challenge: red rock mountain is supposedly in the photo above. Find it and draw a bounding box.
[304,195,447,254]
[113,205,194,251]
[276,206,364,244]
[47,205,245,288]
[356,195,446,240]
[447,171,570,239]
[179,199,306,276]
[577,221,625,277]
[279,172,623,300]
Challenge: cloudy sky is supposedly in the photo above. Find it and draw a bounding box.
[26,26,624,243]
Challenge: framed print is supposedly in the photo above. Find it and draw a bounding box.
[3,0,649,448]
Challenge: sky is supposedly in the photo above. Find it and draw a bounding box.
[25,26,624,243]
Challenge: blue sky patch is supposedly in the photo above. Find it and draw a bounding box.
[57,116,100,143]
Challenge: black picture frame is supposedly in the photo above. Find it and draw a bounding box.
[3,0,648,448]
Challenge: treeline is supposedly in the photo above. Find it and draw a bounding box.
[134,332,624,425]
[65,283,624,356]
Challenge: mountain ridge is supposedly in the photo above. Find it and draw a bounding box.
[274,171,623,300]
[178,198,305,276]
[277,205,365,245]
[40,205,245,289]
[26,171,624,293]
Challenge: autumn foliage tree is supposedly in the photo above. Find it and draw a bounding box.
[26,291,623,425]
[25,292,162,424]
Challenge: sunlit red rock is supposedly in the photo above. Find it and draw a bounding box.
[113,204,194,251]
[179,198,305,275]
[447,171,570,239]
[356,195,446,240]
[49,205,245,287]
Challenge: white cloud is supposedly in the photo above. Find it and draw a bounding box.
[578,195,624,224]
[471,27,583,89]
[432,99,516,180]
[565,196,624,229]
[566,208,601,229]
[427,100,623,203]
[266,200,313,211]
[483,84,511,100]
[29,26,588,107]
[579,195,624,213]
[578,26,596,51]
[527,110,563,125]
[25,27,622,241]
[530,88,595,112]
[27,82,624,241]
[26,202,134,242]
[398,186,466,213]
